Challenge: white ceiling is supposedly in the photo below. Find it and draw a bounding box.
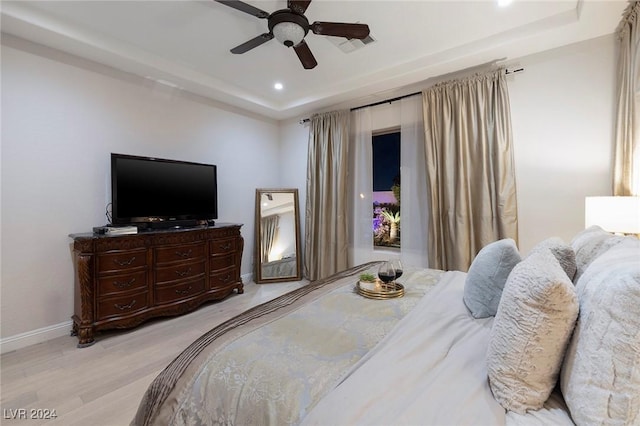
[1,1,628,121]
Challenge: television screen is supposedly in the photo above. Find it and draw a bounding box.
[111,153,218,225]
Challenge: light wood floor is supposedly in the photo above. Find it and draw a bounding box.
[0,280,308,425]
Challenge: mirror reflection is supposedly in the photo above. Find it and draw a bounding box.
[255,188,301,283]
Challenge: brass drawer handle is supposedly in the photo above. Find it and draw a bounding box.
[219,273,232,283]
[175,249,193,258]
[175,267,193,277]
[174,286,193,295]
[219,242,232,251]
[113,256,136,266]
[113,277,136,289]
[114,300,136,311]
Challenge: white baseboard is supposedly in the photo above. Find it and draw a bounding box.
[241,272,254,284]
[0,320,73,354]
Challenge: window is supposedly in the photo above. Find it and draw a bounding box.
[372,130,401,248]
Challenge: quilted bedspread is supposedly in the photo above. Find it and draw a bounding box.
[132,262,443,426]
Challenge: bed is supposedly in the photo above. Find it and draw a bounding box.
[132,227,639,426]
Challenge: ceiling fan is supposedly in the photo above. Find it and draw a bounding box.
[215,0,371,70]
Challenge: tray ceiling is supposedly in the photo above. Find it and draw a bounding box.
[1,1,628,120]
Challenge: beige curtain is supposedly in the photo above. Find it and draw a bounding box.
[260,215,279,262]
[614,1,640,196]
[304,110,350,280]
[423,69,518,272]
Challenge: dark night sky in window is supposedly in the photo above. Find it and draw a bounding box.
[373,132,400,191]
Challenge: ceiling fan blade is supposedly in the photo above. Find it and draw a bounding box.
[293,40,317,69]
[311,22,370,39]
[230,33,274,54]
[288,0,312,15]
[214,0,270,19]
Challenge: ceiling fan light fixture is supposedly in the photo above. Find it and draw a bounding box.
[217,1,370,70]
[273,21,306,47]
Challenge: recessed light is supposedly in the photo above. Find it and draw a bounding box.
[497,0,513,7]
[274,82,284,90]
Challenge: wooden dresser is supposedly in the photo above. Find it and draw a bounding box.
[69,223,243,347]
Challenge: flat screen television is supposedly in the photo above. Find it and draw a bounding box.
[111,153,218,227]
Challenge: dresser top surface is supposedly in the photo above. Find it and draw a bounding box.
[69,223,242,241]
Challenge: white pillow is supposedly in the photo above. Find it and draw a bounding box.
[487,250,579,413]
[560,237,640,425]
[527,237,577,281]
[570,225,625,282]
[463,239,521,318]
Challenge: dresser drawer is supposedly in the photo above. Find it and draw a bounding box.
[155,243,206,265]
[210,253,236,271]
[155,260,206,285]
[97,250,147,274]
[210,268,237,288]
[98,270,147,297]
[97,291,149,320]
[210,238,237,255]
[155,278,205,305]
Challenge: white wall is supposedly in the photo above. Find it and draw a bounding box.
[509,35,616,253]
[1,38,280,347]
[279,34,617,261]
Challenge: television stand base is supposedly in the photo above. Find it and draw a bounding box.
[138,219,198,230]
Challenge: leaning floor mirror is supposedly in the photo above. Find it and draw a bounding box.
[254,188,302,283]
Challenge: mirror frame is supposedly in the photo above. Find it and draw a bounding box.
[254,188,302,283]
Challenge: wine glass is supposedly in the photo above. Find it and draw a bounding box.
[391,259,404,284]
[377,261,396,291]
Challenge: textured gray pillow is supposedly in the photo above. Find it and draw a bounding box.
[527,237,577,281]
[487,249,579,413]
[570,225,626,283]
[560,237,640,425]
[463,238,521,318]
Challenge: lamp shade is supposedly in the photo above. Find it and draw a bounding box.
[585,196,640,234]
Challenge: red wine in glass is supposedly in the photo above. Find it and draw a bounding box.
[392,259,403,281]
[378,261,396,290]
[378,272,395,283]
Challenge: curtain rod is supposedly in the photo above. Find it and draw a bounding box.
[298,67,524,124]
[351,91,422,112]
